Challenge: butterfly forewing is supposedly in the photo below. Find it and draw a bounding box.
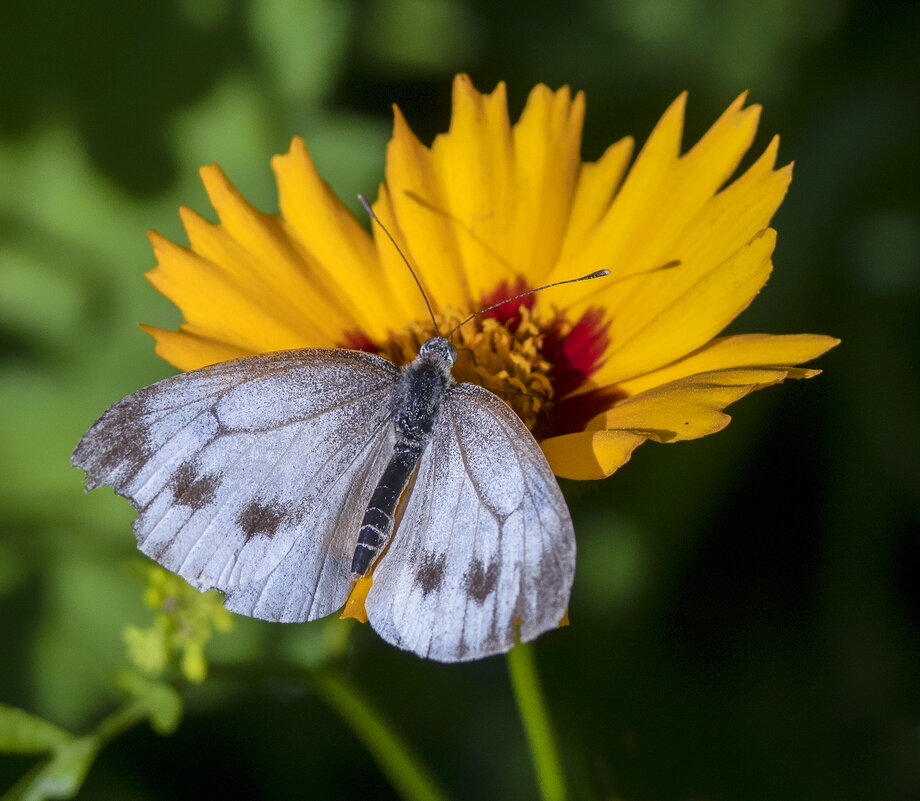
[72,349,399,619]
[365,382,576,662]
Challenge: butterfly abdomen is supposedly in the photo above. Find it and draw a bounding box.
[352,444,420,575]
[351,339,455,577]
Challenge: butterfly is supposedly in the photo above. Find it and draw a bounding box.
[72,200,608,662]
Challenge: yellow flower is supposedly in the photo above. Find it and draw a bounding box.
[144,74,837,484]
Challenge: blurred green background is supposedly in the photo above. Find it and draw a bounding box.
[1,1,917,799]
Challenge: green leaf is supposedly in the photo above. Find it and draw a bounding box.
[143,683,182,736]
[113,670,183,736]
[0,705,72,755]
[3,736,99,801]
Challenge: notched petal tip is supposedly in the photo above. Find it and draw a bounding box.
[198,162,228,193]
[198,163,249,218]
[269,136,314,183]
[727,89,757,117]
[453,72,507,102]
[453,72,474,91]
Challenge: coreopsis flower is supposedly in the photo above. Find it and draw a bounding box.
[143,75,837,617]
[146,75,835,480]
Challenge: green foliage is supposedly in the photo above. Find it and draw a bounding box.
[124,563,234,684]
[112,672,183,737]
[4,736,99,801]
[0,677,182,801]
[0,707,71,755]
[1,0,917,799]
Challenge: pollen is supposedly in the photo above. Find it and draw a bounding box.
[374,306,552,431]
[365,294,616,438]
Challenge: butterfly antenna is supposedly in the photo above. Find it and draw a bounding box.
[358,194,441,336]
[447,270,612,339]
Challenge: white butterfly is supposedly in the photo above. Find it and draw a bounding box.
[72,332,576,662]
[72,196,614,662]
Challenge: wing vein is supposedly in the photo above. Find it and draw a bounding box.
[189,413,319,584]
[238,413,392,619]
[130,406,221,505]
[140,380,395,430]
[302,418,392,619]
[145,423,268,569]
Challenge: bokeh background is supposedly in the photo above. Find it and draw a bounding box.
[1,1,917,799]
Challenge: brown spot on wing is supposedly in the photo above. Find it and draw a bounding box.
[465,559,498,603]
[237,500,285,541]
[168,462,219,508]
[416,551,447,596]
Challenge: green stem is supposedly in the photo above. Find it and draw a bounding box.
[93,698,149,745]
[312,670,448,801]
[506,642,567,801]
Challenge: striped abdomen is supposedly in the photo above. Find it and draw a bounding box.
[350,337,455,577]
[351,444,421,575]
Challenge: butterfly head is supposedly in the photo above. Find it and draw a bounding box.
[419,337,457,367]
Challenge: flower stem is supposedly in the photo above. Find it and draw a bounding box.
[94,698,150,745]
[312,670,448,801]
[506,642,567,801]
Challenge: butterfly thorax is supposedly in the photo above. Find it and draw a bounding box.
[352,337,456,576]
[393,337,457,448]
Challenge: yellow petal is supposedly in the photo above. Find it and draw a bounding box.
[146,230,328,353]
[551,92,762,284]
[541,429,646,480]
[586,137,791,349]
[385,102,471,310]
[543,356,829,480]
[619,333,840,395]
[340,576,372,623]
[595,367,793,443]
[548,96,788,372]
[388,77,587,304]
[195,165,357,342]
[664,135,791,293]
[368,182,440,328]
[140,324,251,371]
[559,135,634,259]
[271,138,400,339]
[427,75,516,301]
[150,161,375,358]
[507,83,585,282]
[594,228,777,385]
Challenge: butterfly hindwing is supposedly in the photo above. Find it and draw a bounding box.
[364,383,576,662]
[72,349,399,620]
[220,417,393,622]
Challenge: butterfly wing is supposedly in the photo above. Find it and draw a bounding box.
[364,383,575,662]
[72,349,399,621]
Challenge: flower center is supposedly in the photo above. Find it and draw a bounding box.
[341,280,622,439]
